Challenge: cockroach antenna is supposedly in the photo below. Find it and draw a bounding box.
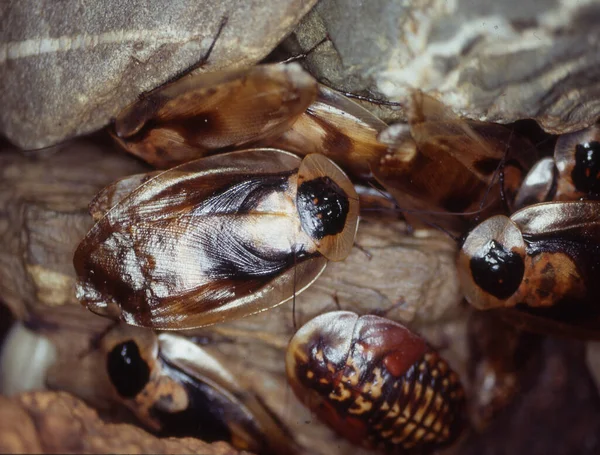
[342,91,403,108]
[279,36,330,65]
[475,128,514,223]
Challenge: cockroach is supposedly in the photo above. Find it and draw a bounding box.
[457,200,600,339]
[371,91,538,231]
[286,311,465,454]
[113,62,388,179]
[514,123,600,208]
[100,324,297,454]
[113,63,319,169]
[74,148,359,329]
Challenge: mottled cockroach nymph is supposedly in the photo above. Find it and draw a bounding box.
[286,311,465,454]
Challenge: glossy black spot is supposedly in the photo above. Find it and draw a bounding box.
[107,340,150,398]
[573,141,600,197]
[297,177,349,240]
[470,239,524,299]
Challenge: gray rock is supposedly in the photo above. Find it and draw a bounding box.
[286,0,600,133]
[0,0,317,149]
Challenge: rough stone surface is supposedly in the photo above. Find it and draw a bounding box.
[0,0,317,149]
[286,0,600,133]
[0,391,250,454]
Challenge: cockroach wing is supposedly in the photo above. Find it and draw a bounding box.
[114,63,318,168]
[511,201,600,239]
[509,201,600,338]
[74,149,327,330]
[371,92,536,231]
[409,91,536,181]
[266,85,388,179]
[89,172,160,222]
[372,124,489,230]
[158,334,299,455]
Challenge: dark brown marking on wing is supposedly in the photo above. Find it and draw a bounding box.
[124,111,223,147]
[148,360,233,441]
[441,192,477,213]
[140,250,321,322]
[309,112,355,157]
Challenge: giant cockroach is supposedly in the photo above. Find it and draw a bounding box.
[99,324,297,454]
[458,200,600,339]
[74,149,358,329]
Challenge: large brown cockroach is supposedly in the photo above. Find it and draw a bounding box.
[286,311,465,454]
[113,63,319,169]
[456,124,600,338]
[74,148,358,329]
[514,123,600,208]
[371,91,538,231]
[457,200,600,338]
[99,324,296,454]
[112,62,387,181]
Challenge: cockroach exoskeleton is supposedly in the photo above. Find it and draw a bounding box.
[74,148,359,329]
[514,123,600,209]
[266,83,388,180]
[113,62,388,181]
[371,91,538,231]
[113,63,319,169]
[286,311,466,454]
[100,325,297,454]
[458,200,600,339]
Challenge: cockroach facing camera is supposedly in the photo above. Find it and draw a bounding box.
[455,123,600,339]
[514,123,600,208]
[286,311,466,454]
[99,325,297,454]
[73,149,359,330]
[458,201,600,339]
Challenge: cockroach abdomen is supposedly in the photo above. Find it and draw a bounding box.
[286,312,465,453]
